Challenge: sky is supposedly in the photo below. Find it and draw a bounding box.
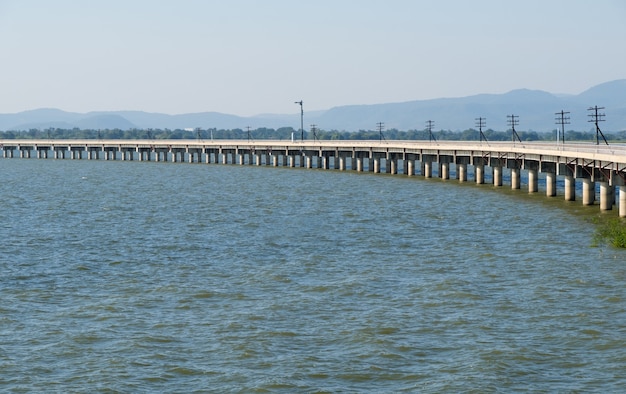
[0,0,625,116]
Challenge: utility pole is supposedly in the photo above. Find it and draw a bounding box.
[507,114,521,143]
[246,126,251,142]
[310,124,319,142]
[426,120,436,142]
[294,100,303,141]
[196,127,202,141]
[555,110,570,144]
[377,122,386,142]
[475,117,487,143]
[588,106,608,145]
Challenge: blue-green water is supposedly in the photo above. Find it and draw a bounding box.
[1,159,625,392]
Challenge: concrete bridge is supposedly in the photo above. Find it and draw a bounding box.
[3,138,626,216]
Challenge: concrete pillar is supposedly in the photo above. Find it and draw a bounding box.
[582,178,595,206]
[440,162,449,180]
[339,156,346,171]
[528,169,538,193]
[389,158,397,175]
[407,160,415,176]
[599,181,613,210]
[373,157,380,173]
[457,163,467,182]
[564,176,575,201]
[420,161,425,176]
[221,153,227,165]
[355,157,362,172]
[424,161,432,178]
[619,186,626,217]
[511,168,521,190]
[288,155,294,167]
[493,166,502,186]
[546,172,557,197]
[475,164,484,184]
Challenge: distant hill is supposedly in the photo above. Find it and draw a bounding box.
[1,80,625,132]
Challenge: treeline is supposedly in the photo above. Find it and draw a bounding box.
[1,127,624,142]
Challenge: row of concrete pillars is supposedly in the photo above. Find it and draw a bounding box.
[5,148,625,216]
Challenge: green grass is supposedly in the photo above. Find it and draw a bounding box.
[593,217,626,248]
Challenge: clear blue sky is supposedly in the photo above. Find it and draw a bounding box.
[1,0,625,116]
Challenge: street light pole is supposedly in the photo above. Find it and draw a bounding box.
[295,100,303,141]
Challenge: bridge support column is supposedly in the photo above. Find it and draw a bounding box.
[564,176,575,201]
[619,186,626,217]
[528,169,538,193]
[339,155,345,171]
[407,159,415,176]
[373,158,380,173]
[546,172,557,197]
[582,178,595,206]
[510,168,520,189]
[356,157,363,172]
[288,155,295,167]
[424,161,432,178]
[475,164,484,184]
[389,158,397,174]
[457,163,467,182]
[305,155,312,169]
[493,166,502,186]
[440,162,449,180]
[599,182,613,211]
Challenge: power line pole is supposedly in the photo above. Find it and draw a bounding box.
[555,110,570,144]
[377,122,386,142]
[310,124,319,142]
[426,120,436,142]
[588,105,608,145]
[507,114,521,143]
[475,117,487,143]
[294,100,303,141]
[246,126,251,142]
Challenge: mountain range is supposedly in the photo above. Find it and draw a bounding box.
[2,80,625,133]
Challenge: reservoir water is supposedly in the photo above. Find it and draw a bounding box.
[1,158,625,392]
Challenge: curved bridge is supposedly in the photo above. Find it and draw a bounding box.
[3,139,626,216]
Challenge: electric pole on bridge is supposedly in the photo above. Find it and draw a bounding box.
[588,106,608,145]
[426,120,436,142]
[294,100,304,141]
[555,110,570,144]
[310,124,320,142]
[475,117,488,143]
[507,114,522,144]
[377,122,386,142]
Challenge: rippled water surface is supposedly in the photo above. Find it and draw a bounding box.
[1,159,625,392]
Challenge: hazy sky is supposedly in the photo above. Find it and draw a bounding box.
[1,0,625,116]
